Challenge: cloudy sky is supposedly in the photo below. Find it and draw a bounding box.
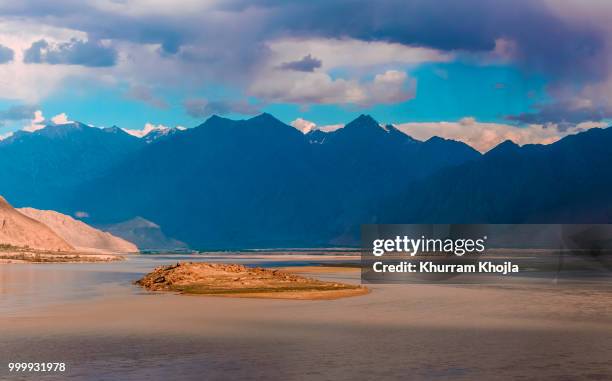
[0,0,610,151]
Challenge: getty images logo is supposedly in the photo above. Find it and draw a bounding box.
[372,235,488,257]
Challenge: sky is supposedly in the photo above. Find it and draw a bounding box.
[0,0,610,151]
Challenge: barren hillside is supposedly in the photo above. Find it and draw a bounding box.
[18,207,138,253]
[0,196,74,252]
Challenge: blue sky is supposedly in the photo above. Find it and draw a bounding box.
[0,0,610,151]
[12,61,546,129]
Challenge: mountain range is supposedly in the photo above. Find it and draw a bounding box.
[385,127,612,224]
[0,113,609,249]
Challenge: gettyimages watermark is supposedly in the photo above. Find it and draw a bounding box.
[361,224,612,284]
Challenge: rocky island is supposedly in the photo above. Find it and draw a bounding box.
[136,262,368,300]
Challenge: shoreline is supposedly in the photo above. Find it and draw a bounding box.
[0,249,125,263]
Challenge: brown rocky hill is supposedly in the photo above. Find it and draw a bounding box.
[0,196,74,252]
[18,207,138,253]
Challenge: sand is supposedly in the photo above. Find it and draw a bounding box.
[0,249,124,263]
[1,259,612,380]
[135,262,368,300]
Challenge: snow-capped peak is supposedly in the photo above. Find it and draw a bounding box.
[122,123,170,138]
[122,123,186,142]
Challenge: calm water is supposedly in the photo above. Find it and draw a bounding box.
[2,254,612,381]
[0,253,359,315]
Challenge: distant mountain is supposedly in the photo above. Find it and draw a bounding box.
[73,114,479,248]
[0,114,608,249]
[75,113,322,248]
[298,115,480,243]
[122,125,186,143]
[99,217,188,251]
[385,127,612,223]
[306,115,479,191]
[18,207,138,253]
[0,122,144,211]
[0,196,74,252]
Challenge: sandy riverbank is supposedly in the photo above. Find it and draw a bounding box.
[0,248,124,263]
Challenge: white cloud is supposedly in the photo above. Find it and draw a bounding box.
[367,70,415,105]
[22,110,46,132]
[394,117,607,153]
[0,20,91,102]
[20,110,73,133]
[250,71,360,104]
[290,118,316,133]
[249,69,415,106]
[289,117,344,134]
[249,37,436,107]
[0,21,180,106]
[123,122,169,138]
[317,124,344,132]
[51,112,71,124]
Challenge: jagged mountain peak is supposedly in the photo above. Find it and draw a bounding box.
[205,114,230,123]
[250,112,279,122]
[486,139,521,155]
[343,114,381,130]
[247,113,293,129]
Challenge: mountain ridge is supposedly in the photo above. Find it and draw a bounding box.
[0,196,74,252]
[18,207,138,253]
[0,113,609,249]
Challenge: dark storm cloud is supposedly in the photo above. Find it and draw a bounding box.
[4,0,607,81]
[221,0,612,123]
[278,54,322,72]
[230,0,609,82]
[0,44,14,63]
[2,0,608,82]
[184,98,260,119]
[24,38,117,67]
[221,0,498,51]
